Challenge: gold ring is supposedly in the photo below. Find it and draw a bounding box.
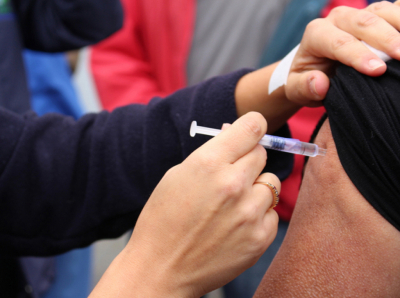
[254,181,280,209]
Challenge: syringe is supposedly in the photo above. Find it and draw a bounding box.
[190,121,327,157]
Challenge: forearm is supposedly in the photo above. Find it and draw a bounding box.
[234,63,301,134]
[89,246,190,298]
[89,250,144,298]
[0,70,244,256]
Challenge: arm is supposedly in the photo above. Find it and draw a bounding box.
[90,114,281,298]
[254,120,400,297]
[2,0,400,256]
[236,1,400,135]
[12,0,123,51]
[0,70,257,257]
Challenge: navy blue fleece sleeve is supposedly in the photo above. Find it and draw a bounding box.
[0,70,292,256]
[0,70,250,256]
[12,0,123,51]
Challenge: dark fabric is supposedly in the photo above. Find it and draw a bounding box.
[11,0,123,52]
[0,69,292,257]
[0,3,30,114]
[0,256,21,297]
[324,60,400,231]
[0,0,123,116]
[1,0,122,295]
[367,0,395,4]
[0,0,123,115]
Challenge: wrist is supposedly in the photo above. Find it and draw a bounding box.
[117,245,196,298]
[235,64,300,133]
[90,246,194,298]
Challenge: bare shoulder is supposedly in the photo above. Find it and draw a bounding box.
[254,119,400,297]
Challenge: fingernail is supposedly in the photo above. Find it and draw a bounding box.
[368,59,385,70]
[221,123,231,130]
[308,77,319,97]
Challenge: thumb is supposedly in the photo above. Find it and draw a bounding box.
[286,70,330,107]
[199,112,267,164]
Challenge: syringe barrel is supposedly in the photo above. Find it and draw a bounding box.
[293,141,319,157]
[190,121,325,157]
[260,136,319,157]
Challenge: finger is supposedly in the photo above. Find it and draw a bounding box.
[262,209,279,246]
[233,144,267,185]
[286,70,330,106]
[365,1,400,31]
[201,112,267,164]
[301,18,387,76]
[330,4,400,60]
[253,172,281,213]
[256,172,281,193]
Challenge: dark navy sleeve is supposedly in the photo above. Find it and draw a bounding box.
[0,70,240,256]
[11,0,123,51]
[0,70,292,256]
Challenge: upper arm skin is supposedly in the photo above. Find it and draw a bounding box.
[254,119,400,297]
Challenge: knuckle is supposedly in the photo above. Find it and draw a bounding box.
[331,35,357,52]
[240,113,264,138]
[190,151,221,174]
[368,1,391,12]
[382,31,400,46]
[304,19,322,37]
[329,6,346,18]
[219,173,245,198]
[242,203,259,222]
[235,202,258,228]
[356,11,380,28]
[249,230,268,255]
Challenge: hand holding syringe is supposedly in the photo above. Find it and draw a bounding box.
[190,121,326,157]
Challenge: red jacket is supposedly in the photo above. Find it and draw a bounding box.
[91,0,195,108]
